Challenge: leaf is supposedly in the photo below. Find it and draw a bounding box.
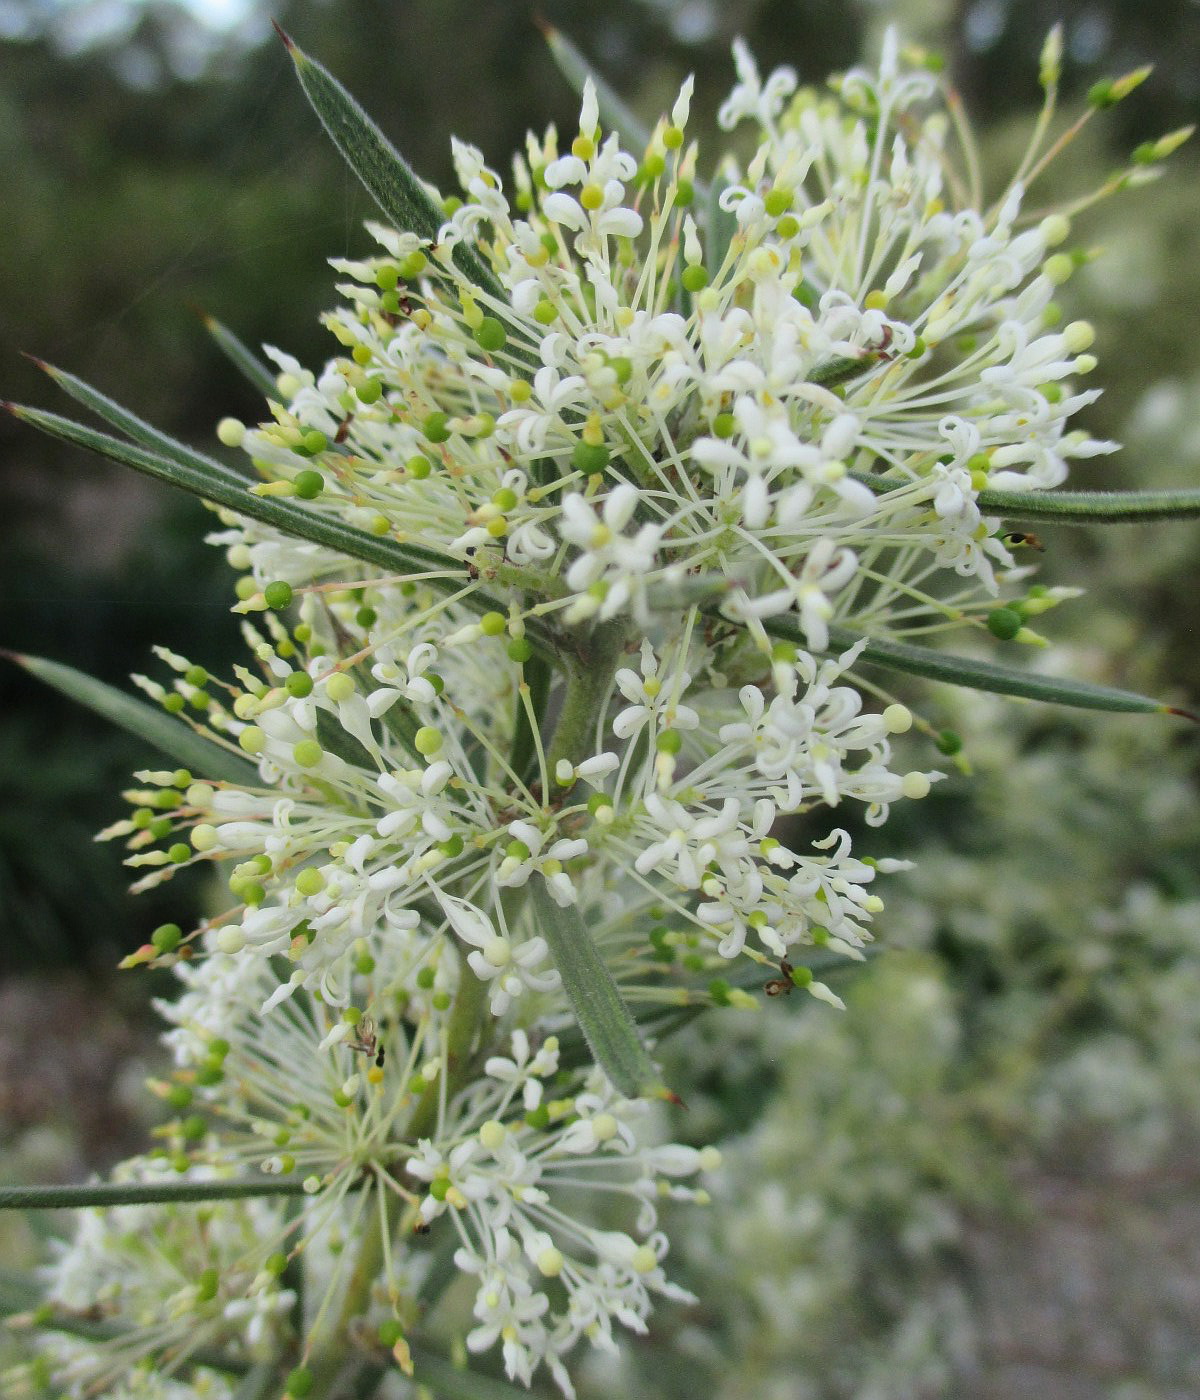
[705,164,739,272]
[274,25,502,301]
[197,311,279,398]
[314,706,377,770]
[5,652,260,785]
[539,21,652,156]
[5,401,557,651]
[0,1178,312,1210]
[28,357,247,485]
[976,485,1200,524]
[773,621,1192,717]
[530,880,668,1100]
[849,469,1200,525]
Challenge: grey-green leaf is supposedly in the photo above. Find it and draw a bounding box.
[275,24,502,300]
[849,470,1200,525]
[782,621,1192,717]
[5,652,260,785]
[198,311,279,398]
[31,357,247,485]
[530,880,669,1101]
[6,401,556,650]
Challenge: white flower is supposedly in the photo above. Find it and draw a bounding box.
[440,895,560,1014]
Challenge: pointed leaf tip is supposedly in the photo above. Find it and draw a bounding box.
[19,351,51,373]
[1166,706,1200,724]
[271,18,295,52]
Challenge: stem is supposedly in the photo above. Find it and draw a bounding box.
[544,619,628,777]
[0,1179,310,1211]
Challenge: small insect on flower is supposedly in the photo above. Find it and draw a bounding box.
[347,1015,385,1067]
[1003,531,1046,552]
[764,960,795,997]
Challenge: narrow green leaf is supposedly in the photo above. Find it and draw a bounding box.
[274,25,502,300]
[5,651,260,785]
[764,620,1191,716]
[705,164,739,272]
[411,1347,542,1400]
[976,485,1200,524]
[197,311,279,399]
[314,706,377,770]
[0,1178,312,1211]
[5,402,557,652]
[848,470,1200,525]
[29,357,247,485]
[530,880,668,1100]
[540,21,652,156]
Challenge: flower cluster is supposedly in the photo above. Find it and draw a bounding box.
[14,26,1182,1400]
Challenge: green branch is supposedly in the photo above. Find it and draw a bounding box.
[0,1179,312,1211]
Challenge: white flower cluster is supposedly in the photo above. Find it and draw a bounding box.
[20,27,1169,1400]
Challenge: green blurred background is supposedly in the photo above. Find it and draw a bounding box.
[2,2,1200,1395]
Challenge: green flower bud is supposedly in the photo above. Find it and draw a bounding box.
[286,1367,314,1398]
[264,580,294,611]
[325,672,355,703]
[986,607,1023,640]
[293,739,323,768]
[152,923,183,953]
[572,440,610,473]
[295,867,326,896]
[474,316,507,352]
[414,726,443,755]
[423,412,451,443]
